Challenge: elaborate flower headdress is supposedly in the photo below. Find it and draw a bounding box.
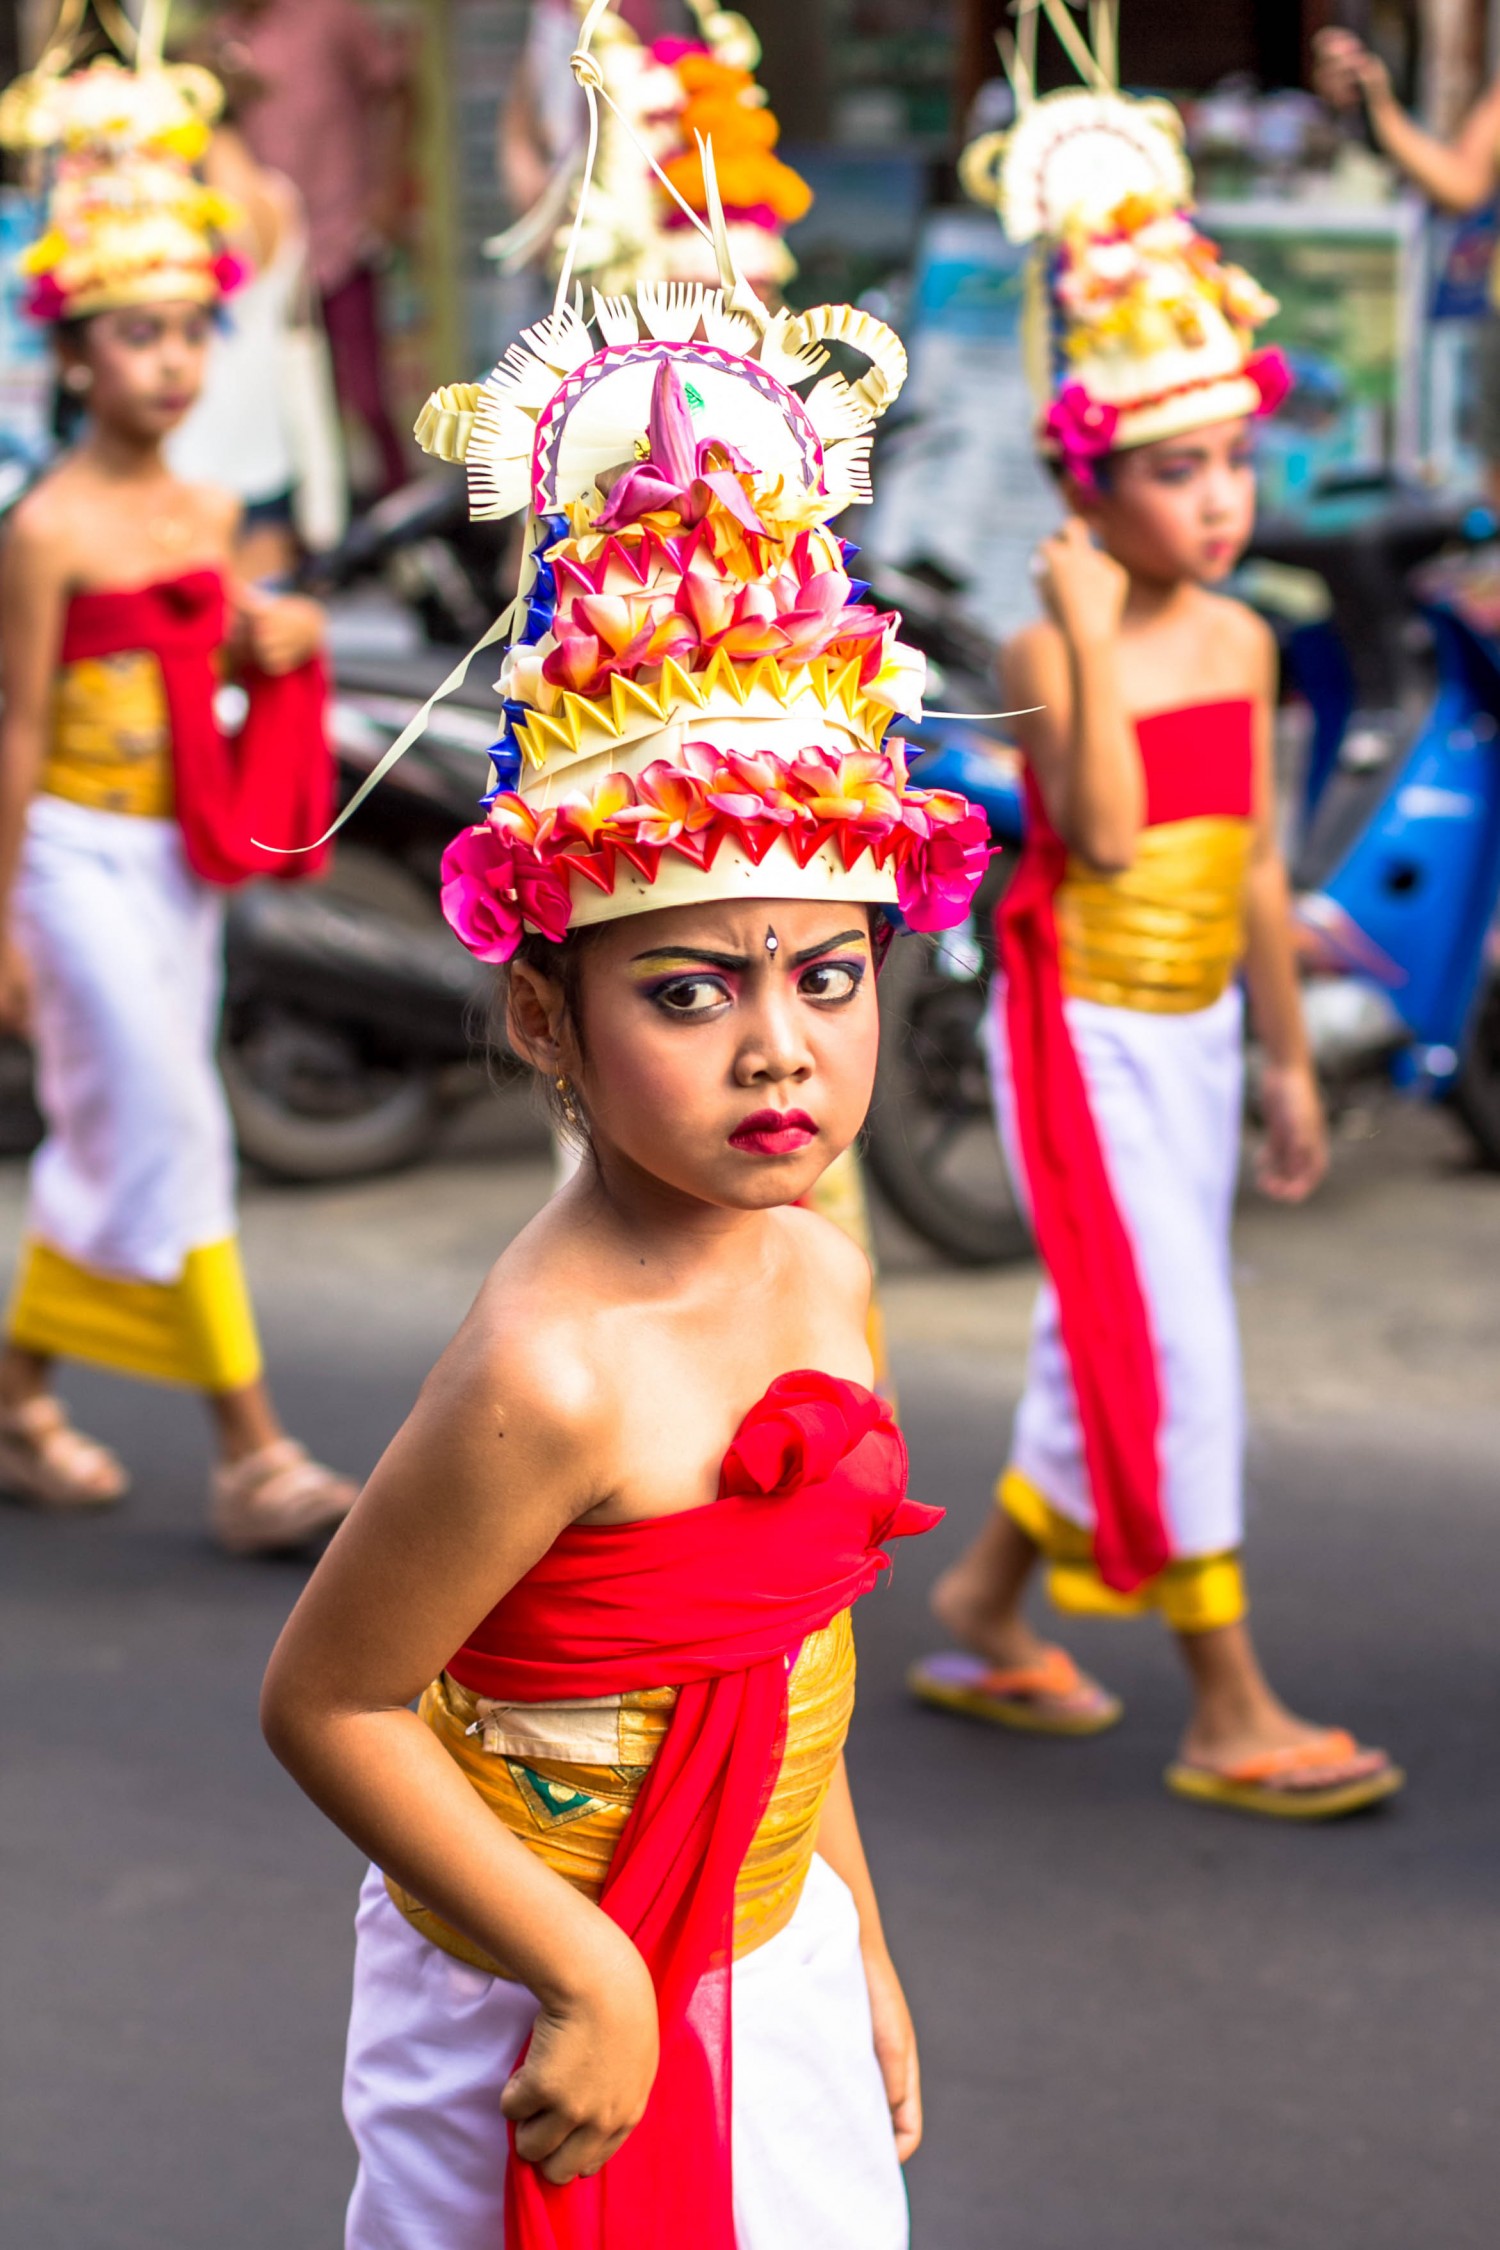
[488,0,811,296]
[0,3,240,323]
[407,8,984,964]
[961,0,1288,482]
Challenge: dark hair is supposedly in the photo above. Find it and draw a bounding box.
[491,925,608,1145]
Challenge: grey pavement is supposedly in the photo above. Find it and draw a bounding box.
[2,1090,1498,2250]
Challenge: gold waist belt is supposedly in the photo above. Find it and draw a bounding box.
[387,1607,856,1971]
[42,652,175,820]
[1057,816,1253,1014]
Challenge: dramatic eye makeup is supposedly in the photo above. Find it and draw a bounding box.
[628,928,869,1018]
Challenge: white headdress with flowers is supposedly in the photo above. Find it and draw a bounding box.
[960,0,1288,480]
[404,0,986,964]
[0,2,241,321]
[488,0,811,296]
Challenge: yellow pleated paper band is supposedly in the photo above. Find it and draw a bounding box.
[999,1467,1246,1633]
[7,1236,263,1392]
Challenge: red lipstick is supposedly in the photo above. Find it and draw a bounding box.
[729,1107,817,1156]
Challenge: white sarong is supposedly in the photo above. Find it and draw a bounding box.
[989,978,1246,1562]
[343,1854,909,2250]
[13,793,236,1284]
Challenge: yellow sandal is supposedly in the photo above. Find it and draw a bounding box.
[908,1645,1123,1737]
[1166,1729,1404,1820]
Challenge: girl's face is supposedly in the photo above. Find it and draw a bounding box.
[1074,417,1256,586]
[62,301,212,440]
[511,899,881,1212]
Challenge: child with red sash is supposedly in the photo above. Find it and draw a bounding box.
[0,44,353,1548]
[910,20,1401,1819]
[258,44,988,2233]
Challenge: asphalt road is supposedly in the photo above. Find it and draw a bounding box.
[3,1094,1498,2250]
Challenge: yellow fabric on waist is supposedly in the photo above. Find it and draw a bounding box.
[1057,815,1253,1013]
[42,652,175,819]
[387,1607,858,1970]
[999,1468,1246,1633]
[6,1236,262,1391]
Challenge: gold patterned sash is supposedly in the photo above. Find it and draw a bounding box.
[1057,815,1253,1014]
[43,651,175,819]
[387,1608,857,1970]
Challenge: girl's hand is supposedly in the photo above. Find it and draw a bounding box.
[500,1934,659,2185]
[1033,518,1129,650]
[0,935,31,1038]
[864,1944,922,2163]
[1312,28,1393,114]
[1256,1061,1328,1203]
[237,588,325,676]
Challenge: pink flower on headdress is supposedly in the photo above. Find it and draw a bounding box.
[1044,383,1120,491]
[211,250,248,297]
[439,815,571,963]
[1245,346,1292,419]
[896,803,991,933]
[25,271,68,322]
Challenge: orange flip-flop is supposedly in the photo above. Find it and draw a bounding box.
[908,1645,1123,1737]
[1165,1728,1405,1820]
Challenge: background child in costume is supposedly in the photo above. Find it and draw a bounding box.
[258,21,987,2229]
[0,45,355,1551]
[911,14,1400,1820]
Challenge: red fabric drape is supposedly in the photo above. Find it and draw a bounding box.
[446,1370,940,2250]
[996,699,1254,1595]
[59,570,333,886]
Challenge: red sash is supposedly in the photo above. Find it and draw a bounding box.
[997,699,1253,1593]
[446,1370,940,2250]
[58,571,333,887]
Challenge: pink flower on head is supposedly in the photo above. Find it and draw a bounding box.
[440,816,571,963]
[25,271,67,322]
[1043,382,1120,492]
[1245,345,1291,419]
[896,803,990,932]
[212,251,249,297]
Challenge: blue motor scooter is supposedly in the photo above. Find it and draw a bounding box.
[1290,543,1500,1162]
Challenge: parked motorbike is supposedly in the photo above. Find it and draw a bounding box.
[218,471,515,1180]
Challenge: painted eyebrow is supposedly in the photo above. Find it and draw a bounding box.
[629,928,868,972]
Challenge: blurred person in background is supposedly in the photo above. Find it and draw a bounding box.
[211,0,413,501]
[0,47,356,1551]
[167,81,346,580]
[914,43,1401,1819]
[1315,24,1500,506]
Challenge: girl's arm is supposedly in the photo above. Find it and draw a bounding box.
[1239,615,1327,1204]
[260,1317,658,2184]
[815,1754,922,2161]
[0,511,69,1033]
[1315,31,1500,213]
[1008,517,1143,871]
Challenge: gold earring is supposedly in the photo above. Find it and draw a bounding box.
[555,1074,580,1128]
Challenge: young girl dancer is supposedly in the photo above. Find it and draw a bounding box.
[260,163,987,2241]
[912,24,1402,1818]
[0,47,354,1548]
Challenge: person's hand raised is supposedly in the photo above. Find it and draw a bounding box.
[1312,28,1393,113]
[1031,517,1130,650]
